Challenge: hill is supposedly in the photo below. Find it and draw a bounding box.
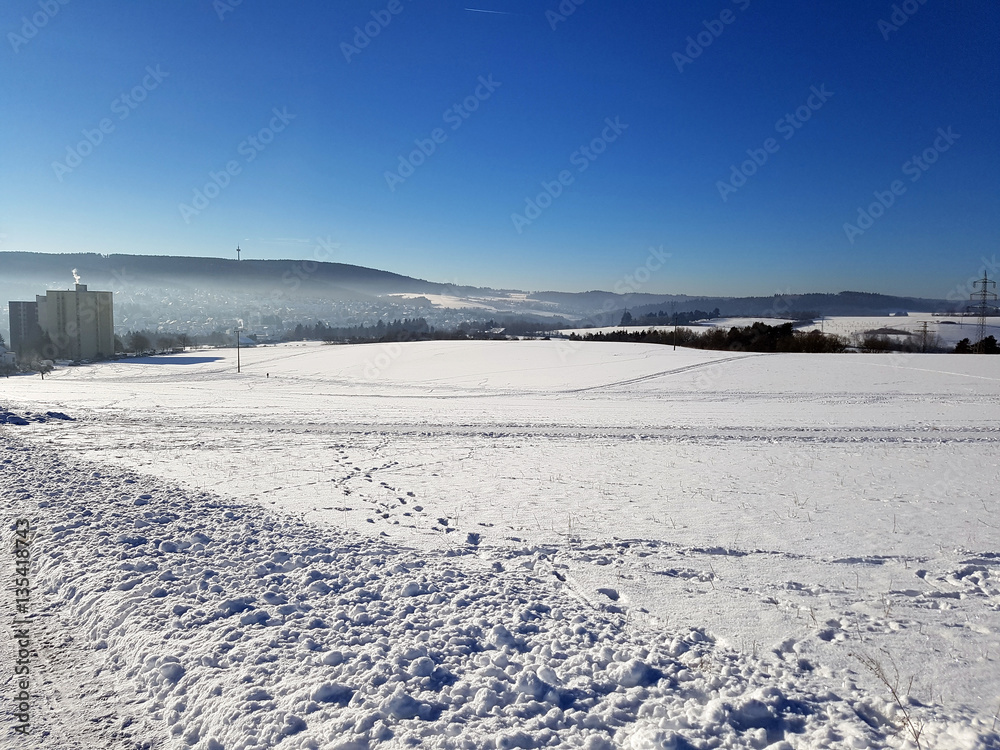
[0,252,961,337]
[0,251,459,299]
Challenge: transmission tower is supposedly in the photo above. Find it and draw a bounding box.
[966,272,998,353]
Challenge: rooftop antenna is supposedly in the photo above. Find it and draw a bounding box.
[236,244,241,262]
[967,272,997,353]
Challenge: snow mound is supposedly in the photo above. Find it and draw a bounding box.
[4,435,997,749]
[0,409,74,425]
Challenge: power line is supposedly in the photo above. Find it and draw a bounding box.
[967,272,998,354]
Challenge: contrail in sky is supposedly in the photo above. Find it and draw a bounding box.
[464,8,514,14]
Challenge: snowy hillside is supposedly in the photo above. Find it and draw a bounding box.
[2,340,999,748]
[558,314,1000,350]
[713,315,999,349]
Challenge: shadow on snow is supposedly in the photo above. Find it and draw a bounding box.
[121,356,223,366]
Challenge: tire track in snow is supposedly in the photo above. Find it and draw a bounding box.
[562,353,769,394]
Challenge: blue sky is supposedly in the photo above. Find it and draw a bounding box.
[1,0,997,297]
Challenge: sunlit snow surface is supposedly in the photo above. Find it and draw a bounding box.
[2,340,999,749]
[559,314,1000,349]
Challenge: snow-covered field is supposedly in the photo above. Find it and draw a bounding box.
[3,340,999,749]
[558,314,1000,350]
[713,315,999,349]
[796,316,1000,349]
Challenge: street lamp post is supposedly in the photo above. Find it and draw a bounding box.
[235,327,242,373]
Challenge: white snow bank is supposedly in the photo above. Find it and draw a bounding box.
[7,436,997,749]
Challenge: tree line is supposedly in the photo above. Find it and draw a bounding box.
[574,323,1000,354]
[113,316,567,355]
[954,336,999,354]
[572,322,847,353]
[619,308,723,327]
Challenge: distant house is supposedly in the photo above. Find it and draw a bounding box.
[0,346,16,368]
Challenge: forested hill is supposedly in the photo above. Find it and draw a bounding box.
[0,251,462,298]
[621,290,959,319]
[0,252,957,318]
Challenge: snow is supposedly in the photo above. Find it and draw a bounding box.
[558,315,1000,350]
[557,318,795,336]
[798,315,1000,348]
[559,314,1000,350]
[2,339,999,748]
[384,292,566,318]
[702,318,804,329]
[706,314,1000,349]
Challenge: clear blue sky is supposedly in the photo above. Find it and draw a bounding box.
[1,0,997,297]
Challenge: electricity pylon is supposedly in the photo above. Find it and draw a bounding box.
[967,272,998,354]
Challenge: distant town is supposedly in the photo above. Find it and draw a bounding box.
[2,254,997,374]
[3,277,998,377]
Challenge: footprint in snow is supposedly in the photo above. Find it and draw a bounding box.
[598,587,620,602]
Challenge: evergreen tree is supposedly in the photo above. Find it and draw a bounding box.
[977,335,999,354]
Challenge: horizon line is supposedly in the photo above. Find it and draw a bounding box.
[0,249,971,301]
